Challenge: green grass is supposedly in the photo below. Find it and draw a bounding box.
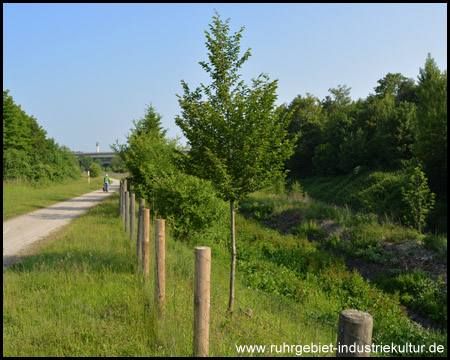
[149,226,338,357]
[3,174,105,220]
[295,170,447,235]
[3,188,447,357]
[240,191,423,266]
[3,193,336,357]
[237,190,447,350]
[3,194,149,356]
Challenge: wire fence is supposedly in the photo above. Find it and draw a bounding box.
[119,187,381,357]
[140,226,373,357]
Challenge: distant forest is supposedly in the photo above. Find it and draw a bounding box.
[3,89,80,183]
[281,54,446,233]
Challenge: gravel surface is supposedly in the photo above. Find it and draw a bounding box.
[3,178,119,267]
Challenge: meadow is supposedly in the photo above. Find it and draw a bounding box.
[3,185,447,356]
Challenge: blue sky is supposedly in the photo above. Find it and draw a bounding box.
[3,3,447,152]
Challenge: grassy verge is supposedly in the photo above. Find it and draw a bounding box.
[3,190,447,356]
[3,174,104,220]
[3,194,150,356]
[3,193,335,357]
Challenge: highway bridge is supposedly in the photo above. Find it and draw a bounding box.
[74,152,116,166]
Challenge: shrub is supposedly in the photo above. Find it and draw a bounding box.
[401,166,436,233]
[3,148,32,180]
[423,235,447,256]
[88,162,102,178]
[152,172,228,241]
[292,220,325,241]
[30,163,56,182]
[298,170,410,227]
[374,269,447,326]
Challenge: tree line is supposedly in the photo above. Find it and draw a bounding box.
[3,90,80,183]
[282,55,446,197]
[281,54,446,233]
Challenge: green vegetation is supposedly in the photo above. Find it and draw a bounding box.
[175,11,296,314]
[239,188,447,334]
[3,90,80,183]
[5,9,446,357]
[297,169,446,234]
[3,174,104,220]
[2,193,337,357]
[3,194,149,356]
[3,189,447,357]
[112,104,225,243]
[280,55,446,235]
[88,162,102,178]
[373,269,447,326]
[423,235,447,257]
[401,166,436,233]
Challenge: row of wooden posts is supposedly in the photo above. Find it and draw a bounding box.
[119,179,210,356]
[118,179,374,357]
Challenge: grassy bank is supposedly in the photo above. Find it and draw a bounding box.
[238,189,447,334]
[295,170,447,235]
[3,174,104,220]
[4,190,447,356]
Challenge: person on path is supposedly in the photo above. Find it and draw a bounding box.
[103,174,109,192]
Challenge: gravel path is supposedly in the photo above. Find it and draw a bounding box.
[3,178,119,266]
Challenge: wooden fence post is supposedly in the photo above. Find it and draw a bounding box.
[122,179,128,222]
[336,309,373,357]
[155,219,165,312]
[121,184,126,221]
[119,180,122,217]
[194,246,211,357]
[125,191,129,235]
[130,193,135,242]
[142,209,150,277]
[136,199,145,267]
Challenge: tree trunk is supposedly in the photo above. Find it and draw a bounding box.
[228,199,236,316]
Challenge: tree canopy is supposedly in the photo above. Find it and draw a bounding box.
[176,11,296,203]
[3,90,80,182]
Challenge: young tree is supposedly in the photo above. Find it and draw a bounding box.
[413,54,447,196]
[175,11,296,315]
[402,166,435,234]
[111,104,174,201]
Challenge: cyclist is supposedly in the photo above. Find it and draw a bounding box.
[103,174,109,192]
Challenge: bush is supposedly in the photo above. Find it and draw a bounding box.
[3,148,32,180]
[299,170,409,225]
[291,220,325,241]
[30,163,56,182]
[401,166,436,233]
[423,235,447,256]
[88,163,102,178]
[288,181,307,202]
[374,269,447,326]
[152,172,228,241]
